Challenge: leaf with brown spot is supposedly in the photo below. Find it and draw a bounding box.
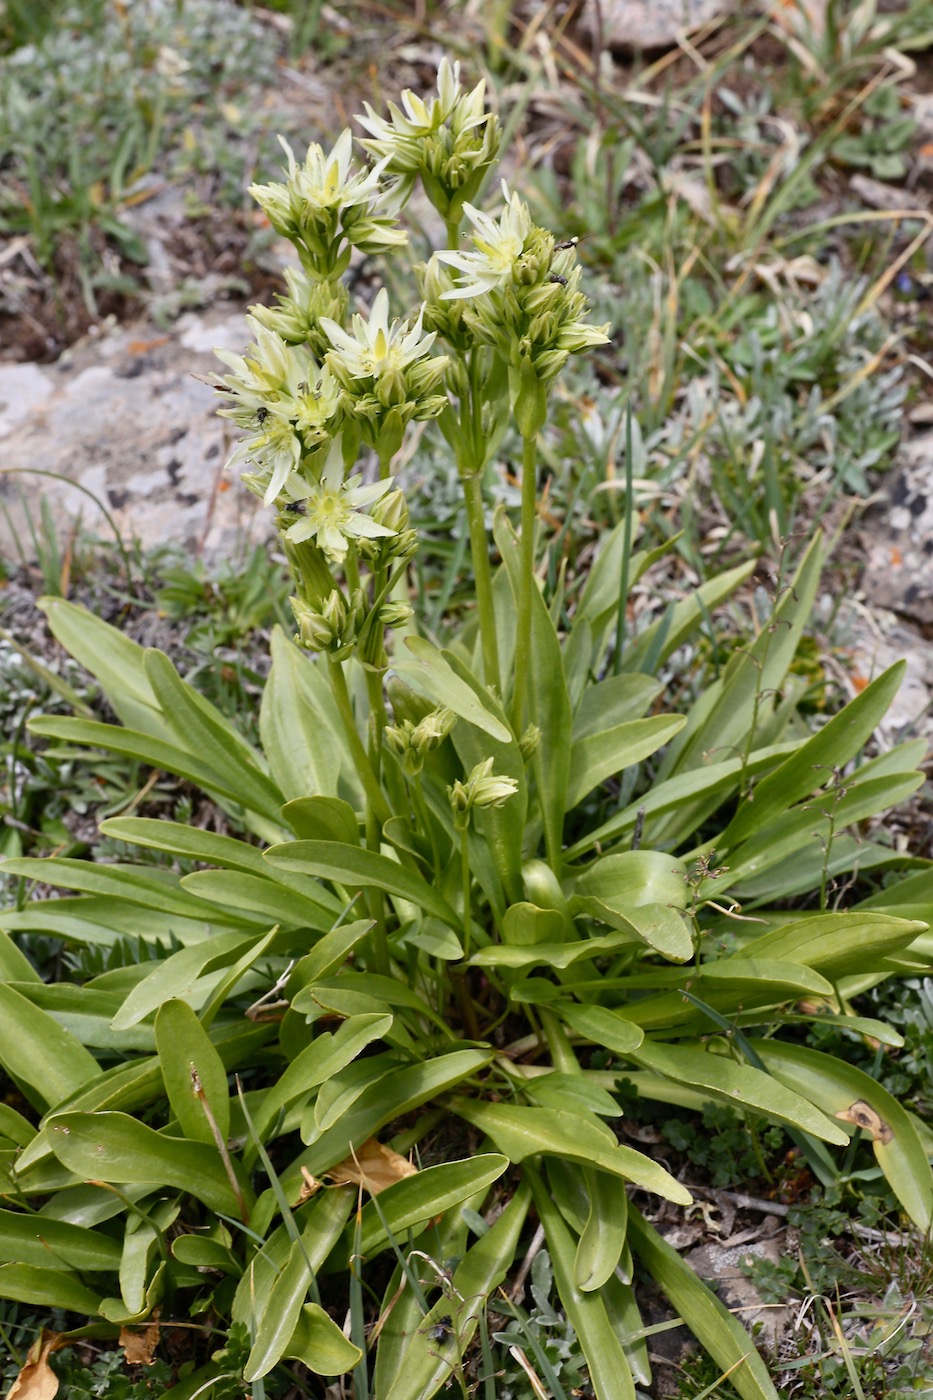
[836,1099,894,1145]
[119,1317,160,1367]
[326,1138,417,1195]
[6,1330,67,1400]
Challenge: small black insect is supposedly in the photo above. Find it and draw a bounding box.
[426,1314,454,1344]
[284,501,306,515]
[549,273,568,286]
[255,405,269,425]
[555,237,578,251]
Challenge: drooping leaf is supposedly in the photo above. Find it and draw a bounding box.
[0,983,100,1110]
[265,840,459,926]
[155,1000,231,1147]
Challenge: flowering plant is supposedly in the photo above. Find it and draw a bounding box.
[1,55,929,1400]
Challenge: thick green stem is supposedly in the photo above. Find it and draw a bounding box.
[511,432,538,730]
[327,658,390,831]
[461,472,501,694]
[538,1008,579,1076]
[460,826,472,960]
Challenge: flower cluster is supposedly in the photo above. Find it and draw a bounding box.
[356,58,500,228]
[428,184,610,435]
[320,289,450,464]
[249,130,406,279]
[385,706,456,775]
[448,757,520,829]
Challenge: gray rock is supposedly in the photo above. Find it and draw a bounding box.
[860,432,933,628]
[0,308,264,561]
[580,0,734,50]
[685,1233,791,1350]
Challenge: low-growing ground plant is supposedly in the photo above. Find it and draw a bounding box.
[1,57,931,1400]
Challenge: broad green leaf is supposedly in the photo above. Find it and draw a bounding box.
[0,1105,34,1148]
[450,1099,690,1204]
[396,635,512,742]
[381,1183,530,1400]
[0,895,229,949]
[572,673,662,741]
[573,851,688,910]
[617,958,837,1033]
[180,870,337,930]
[245,1237,316,1380]
[474,928,643,971]
[529,1170,636,1400]
[265,840,459,927]
[628,1206,780,1400]
[7,983,155,1054]
[232,1187,354,1330]
[155,1000,230,1147]
[720,662,907,848]
[558,1002,645,1055]
[1,856,259,927]
[26,717,273,823]
[48,1112,251,1218]
[0,1262,103,1316]
[737,912,927,982]
[0,1208,121,1271]
[568,895,693,962]
[0,930,40,983]
[281,796,360,844]
[287,919,375,987]
[118,1219,162,1317]
[111,930,259,1029]
[564,741,798,861]
[334,1154,509,1264]
[286,1303,363,1376]
[575,1167,628,1292]
[629,1041,849,1144]
[501,902,569,946]
[260,627,356,803]
[0,982,100,1109]
[99,818,339,910]
[172,1235,238,1273]
[144,648,283,821]
[251,1013,392,1143]
[294,1050,493,1184]
[525,1072,623,1119]
[751,1040,933,1232]
[39,597,165,736]
[567,716,685,810]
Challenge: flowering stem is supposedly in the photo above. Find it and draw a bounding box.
[461,471,501,694]
[460,826,472,960]
[326,657,391,832]
[511,431,538,731]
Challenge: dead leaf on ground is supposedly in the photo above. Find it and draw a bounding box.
[327,1138,418,1195]
[6,1331,68,1400]
[119,1316,161,1367]
[836,1099,894,1145]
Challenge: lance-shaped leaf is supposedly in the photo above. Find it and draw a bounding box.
[155,1000,230,1147]
[265,840,459,926]
[629,1041,849,1144]
[47,1113,251,1218]
[750,1039,933,1233]
[567,715,685,810]
[0,1262,104,1316]
[0,1209,121,1272]
[529,1170,636,1400]
[395,636,512,742]
[628,1206,780,1400]
[449,1100,690,1204]
[0,983,100,1110]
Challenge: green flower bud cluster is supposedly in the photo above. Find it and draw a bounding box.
[291,586,364,659]
[448,757,520,829]
[356,58,501,228]
[319,289,450,465]
[250,269,349,361]
[385,706,456,775]
[249,130,406,280]
[356,489,418,568]
[427,188,610,435]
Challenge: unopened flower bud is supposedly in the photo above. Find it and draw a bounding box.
[518,724,541,763]
[379,600,413,629]
[448,756,519,829]
[412,706,456,753]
